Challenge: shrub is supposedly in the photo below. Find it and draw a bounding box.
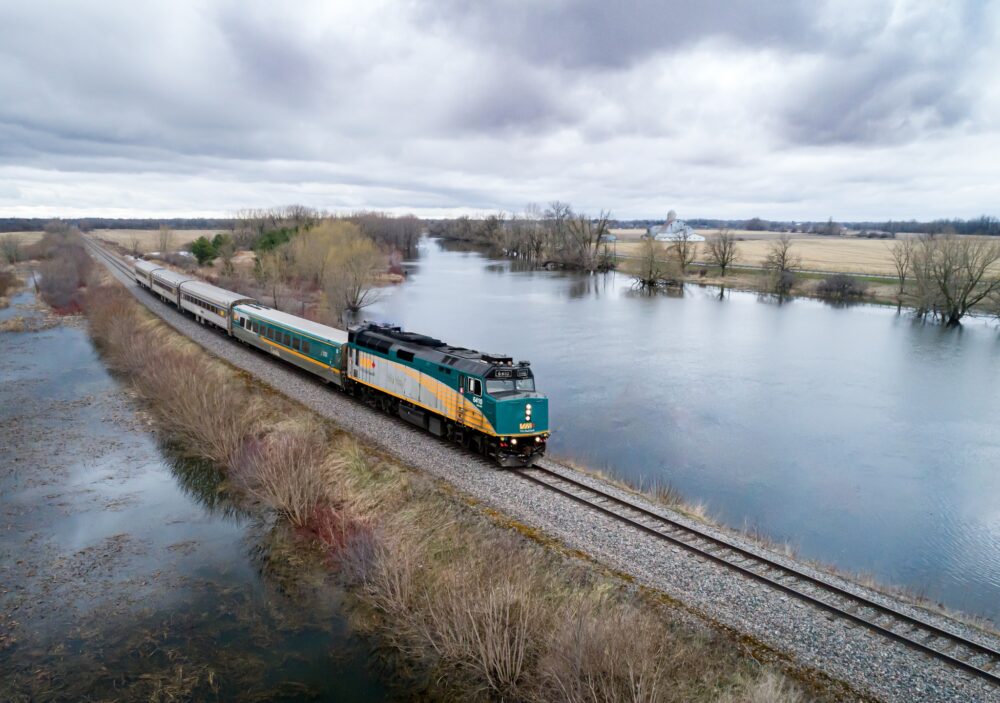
[0,268,17,297]
[816,273,867,299]
[231,418,332,527]
[189,236,218,265]
[37,233,92,312]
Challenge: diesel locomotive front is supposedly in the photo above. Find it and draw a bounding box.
[346,323,549,466]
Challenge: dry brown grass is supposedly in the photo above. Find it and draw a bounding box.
[0,231,44,247]
[83,279,824,703]
[93,228,216,254]
[231,418,334,527]
[617,234,1000,277]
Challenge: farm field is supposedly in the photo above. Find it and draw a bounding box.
[2,228,216,254]
[614,235,902,275]
[610,230,1000,277]
[91,228,217,253]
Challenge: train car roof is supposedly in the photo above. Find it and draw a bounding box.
[235,304,348,345]
[151,268,195,286]
[180,280,254,307]
[352,323,515,376]
[134,259,161,273]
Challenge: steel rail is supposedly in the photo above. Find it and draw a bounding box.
[516,464,1000,686]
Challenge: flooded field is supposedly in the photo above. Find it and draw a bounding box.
[0,292,388,701]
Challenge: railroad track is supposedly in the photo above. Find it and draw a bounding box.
[516,463,1000,686]
[85,237,1000,688]
[85,238,135,278]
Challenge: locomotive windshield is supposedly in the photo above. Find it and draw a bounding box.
[486,376,535,394]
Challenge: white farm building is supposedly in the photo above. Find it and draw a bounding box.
[646,210,705,242]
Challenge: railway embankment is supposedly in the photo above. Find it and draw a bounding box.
[87,240,1000,702]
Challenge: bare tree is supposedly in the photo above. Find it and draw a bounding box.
[763,234,800,294]
[255,249,291,309]
[157,225,174,254]
[908,234,1000,325]
[629,238,676,289]
[126,234,142,257]
[217,236,236,276]
[705,229,740,276]
[887,238,913,295]
[667,230,698,274]
[0,235,20,264]
[563,210,611,272]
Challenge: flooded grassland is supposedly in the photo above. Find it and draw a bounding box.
[0,290,386,701]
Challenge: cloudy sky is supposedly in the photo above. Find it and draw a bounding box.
[1,0,998,221]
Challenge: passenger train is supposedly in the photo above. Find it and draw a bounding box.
[130,258,549,466]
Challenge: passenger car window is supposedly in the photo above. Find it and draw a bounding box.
[302,340,310,354]
[292,338,300,351]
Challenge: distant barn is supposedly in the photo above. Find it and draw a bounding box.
[646,211,704,242]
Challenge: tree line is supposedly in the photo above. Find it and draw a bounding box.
[0,217,233,233]
[428,203,615,273]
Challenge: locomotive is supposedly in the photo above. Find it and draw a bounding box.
[132,259,549,466]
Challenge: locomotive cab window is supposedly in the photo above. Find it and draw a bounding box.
[467,378,482,396]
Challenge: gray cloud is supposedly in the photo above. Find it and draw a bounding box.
[420,1,818,68]
[0,0,997,219]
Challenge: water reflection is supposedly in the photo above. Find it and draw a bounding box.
[368,237,1000,623]
[0,289,390,702]
[168,453,257,522]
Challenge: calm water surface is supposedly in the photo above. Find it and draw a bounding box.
[369,238,1000,622]
[0,291,388,700]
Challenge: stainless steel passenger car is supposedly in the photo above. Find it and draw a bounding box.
[150,268,194,306]
[134,259,161,289]
[178,280,254,331]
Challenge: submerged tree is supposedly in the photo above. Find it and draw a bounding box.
[629,238,675,290]
[908,234,1000,325]
[319,223,385,323]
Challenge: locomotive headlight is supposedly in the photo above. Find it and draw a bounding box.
[511,438,518,445]
[525,404,532,411]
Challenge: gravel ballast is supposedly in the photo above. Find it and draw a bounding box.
[91,246,1000,703]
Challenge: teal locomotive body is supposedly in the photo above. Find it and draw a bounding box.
[346,323,548,466]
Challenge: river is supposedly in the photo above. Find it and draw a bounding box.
[0,285,389,701]
[368,237,1000,623]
